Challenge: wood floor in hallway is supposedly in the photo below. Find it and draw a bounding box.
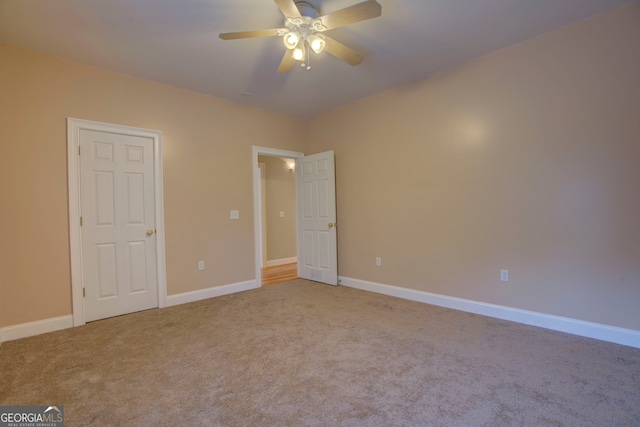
[261,262,298,286]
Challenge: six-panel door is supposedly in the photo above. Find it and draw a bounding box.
[80,129,158,322]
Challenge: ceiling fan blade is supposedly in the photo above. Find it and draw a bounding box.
[323,36,364,66]
[278,50,296,73]
[219,29,282,40]
[274,0,301,18]
[319,0,381,31]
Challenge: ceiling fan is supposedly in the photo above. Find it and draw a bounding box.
[219,0,382,73]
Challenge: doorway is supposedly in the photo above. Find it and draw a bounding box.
[252,147,303,286]
[252,146,338,287]
[258,156,298,286]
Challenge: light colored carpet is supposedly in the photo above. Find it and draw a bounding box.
[1,279,639,426]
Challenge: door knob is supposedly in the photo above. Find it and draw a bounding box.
[328,222,334,228]
[146,229,155,236]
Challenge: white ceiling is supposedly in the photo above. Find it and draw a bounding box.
[0,0,631,118]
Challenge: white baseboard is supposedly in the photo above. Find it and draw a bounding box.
[7,278,635,349]
[0,315,74,345]
[264,257,297,268]
[0,280,258,345]
[338,276,640,349]
[166,280,257,307]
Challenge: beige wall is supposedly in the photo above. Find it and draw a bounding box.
[307,2,640,330]
[258,156,297,262]
[0,44,305,328]
[2,2,639,333]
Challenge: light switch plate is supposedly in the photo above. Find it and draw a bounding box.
[230,210,239,220]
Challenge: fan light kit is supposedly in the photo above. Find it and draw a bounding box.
[219,0,382,73]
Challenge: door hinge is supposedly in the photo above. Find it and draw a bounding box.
[80,216,83,226]
[78,145,81,156]
[83,288,86,297]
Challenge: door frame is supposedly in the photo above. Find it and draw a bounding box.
[67,118,167,326]
[252,146,303,287]
[258,162,267,267]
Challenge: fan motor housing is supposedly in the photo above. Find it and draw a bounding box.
[295,1,320,18]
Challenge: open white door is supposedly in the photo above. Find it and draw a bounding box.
[296,151,338,285]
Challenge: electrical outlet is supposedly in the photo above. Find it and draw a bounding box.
[376,257,382,267]
[230,210,239,220]
[500,269,509,282]
[279,211,285,218]
[198,260,205,271]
